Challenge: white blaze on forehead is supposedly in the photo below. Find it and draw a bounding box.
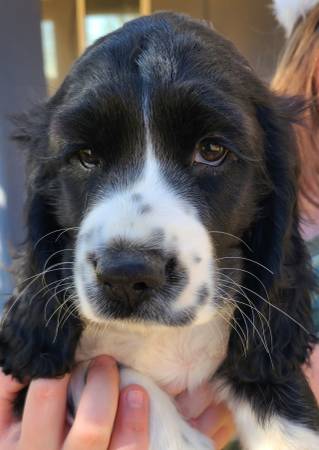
[75,138,217,322]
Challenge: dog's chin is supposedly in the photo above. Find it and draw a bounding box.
[77,287,211,328]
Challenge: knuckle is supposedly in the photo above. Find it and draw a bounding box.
[126,418,148,434]
[72,424,107,448]
[31,379,58,401]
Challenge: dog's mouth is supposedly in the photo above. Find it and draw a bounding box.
[75,248,197,325]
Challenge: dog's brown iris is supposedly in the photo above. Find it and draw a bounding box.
[194,139,229,166]
[78,149,100,169]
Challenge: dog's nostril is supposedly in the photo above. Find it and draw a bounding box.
[94,252,166,307]
[133,282,149,291]
[165,257,177,279]
[87,253,97,269]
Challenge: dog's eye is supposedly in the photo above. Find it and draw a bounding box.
[193,139,229,166]
[77,149,100,169]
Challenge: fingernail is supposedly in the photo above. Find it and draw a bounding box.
[126,389,145,408]
[88,356,116,375]
[86,357,116,384]
[90,356,115,368]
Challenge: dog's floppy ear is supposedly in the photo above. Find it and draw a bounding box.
[0,105,83,381]
[229,95,317,380]
[12,102,68,268]
[246,95,301,287]
[220,95,318,428]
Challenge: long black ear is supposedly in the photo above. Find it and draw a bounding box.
[219,95,319,431]
[0,106,83,382]
[247,96,303,287]
[225,95,317,381]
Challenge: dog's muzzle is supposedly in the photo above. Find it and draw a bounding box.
[90,249,169,308]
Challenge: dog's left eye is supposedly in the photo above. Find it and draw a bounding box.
[193,139,229,166]
[77,149,101,169]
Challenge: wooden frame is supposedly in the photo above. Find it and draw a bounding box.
[75,0,145,55]
[140,0,151,15]
[76,0,86,56]
[40,0,205,92]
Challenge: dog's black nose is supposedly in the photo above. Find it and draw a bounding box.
[93,252,166,307]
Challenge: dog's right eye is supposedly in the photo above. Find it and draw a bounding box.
[193,139,229,167]
[77,149,101,169]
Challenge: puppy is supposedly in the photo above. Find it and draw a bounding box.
[1,12,319,449]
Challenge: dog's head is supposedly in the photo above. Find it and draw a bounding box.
[1,13,315,380]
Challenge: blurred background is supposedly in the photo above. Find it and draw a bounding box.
[0,0,284,296]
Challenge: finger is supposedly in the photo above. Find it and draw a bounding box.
[190,402,232,437]
[109,385,149,450]
[214,423,237,450]
[0,370,25,433]
[176,384,214,419]
[5,422,21,445]
[20,375,70,450]
[63,356,119,450]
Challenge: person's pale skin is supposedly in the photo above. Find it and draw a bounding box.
[176,384,236,449]
[0,356,150,450]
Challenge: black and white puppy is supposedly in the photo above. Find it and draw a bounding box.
[1,12,319,449]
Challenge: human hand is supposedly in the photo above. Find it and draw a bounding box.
[176,384,236,450]
[177,345,319,450]
[0,355,149,450]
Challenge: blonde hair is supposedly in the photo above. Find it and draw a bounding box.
[272,4,319,222]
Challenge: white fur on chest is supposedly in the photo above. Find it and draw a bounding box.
[76,316,229,394]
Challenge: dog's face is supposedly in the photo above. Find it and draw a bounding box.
[19,14,296,329]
